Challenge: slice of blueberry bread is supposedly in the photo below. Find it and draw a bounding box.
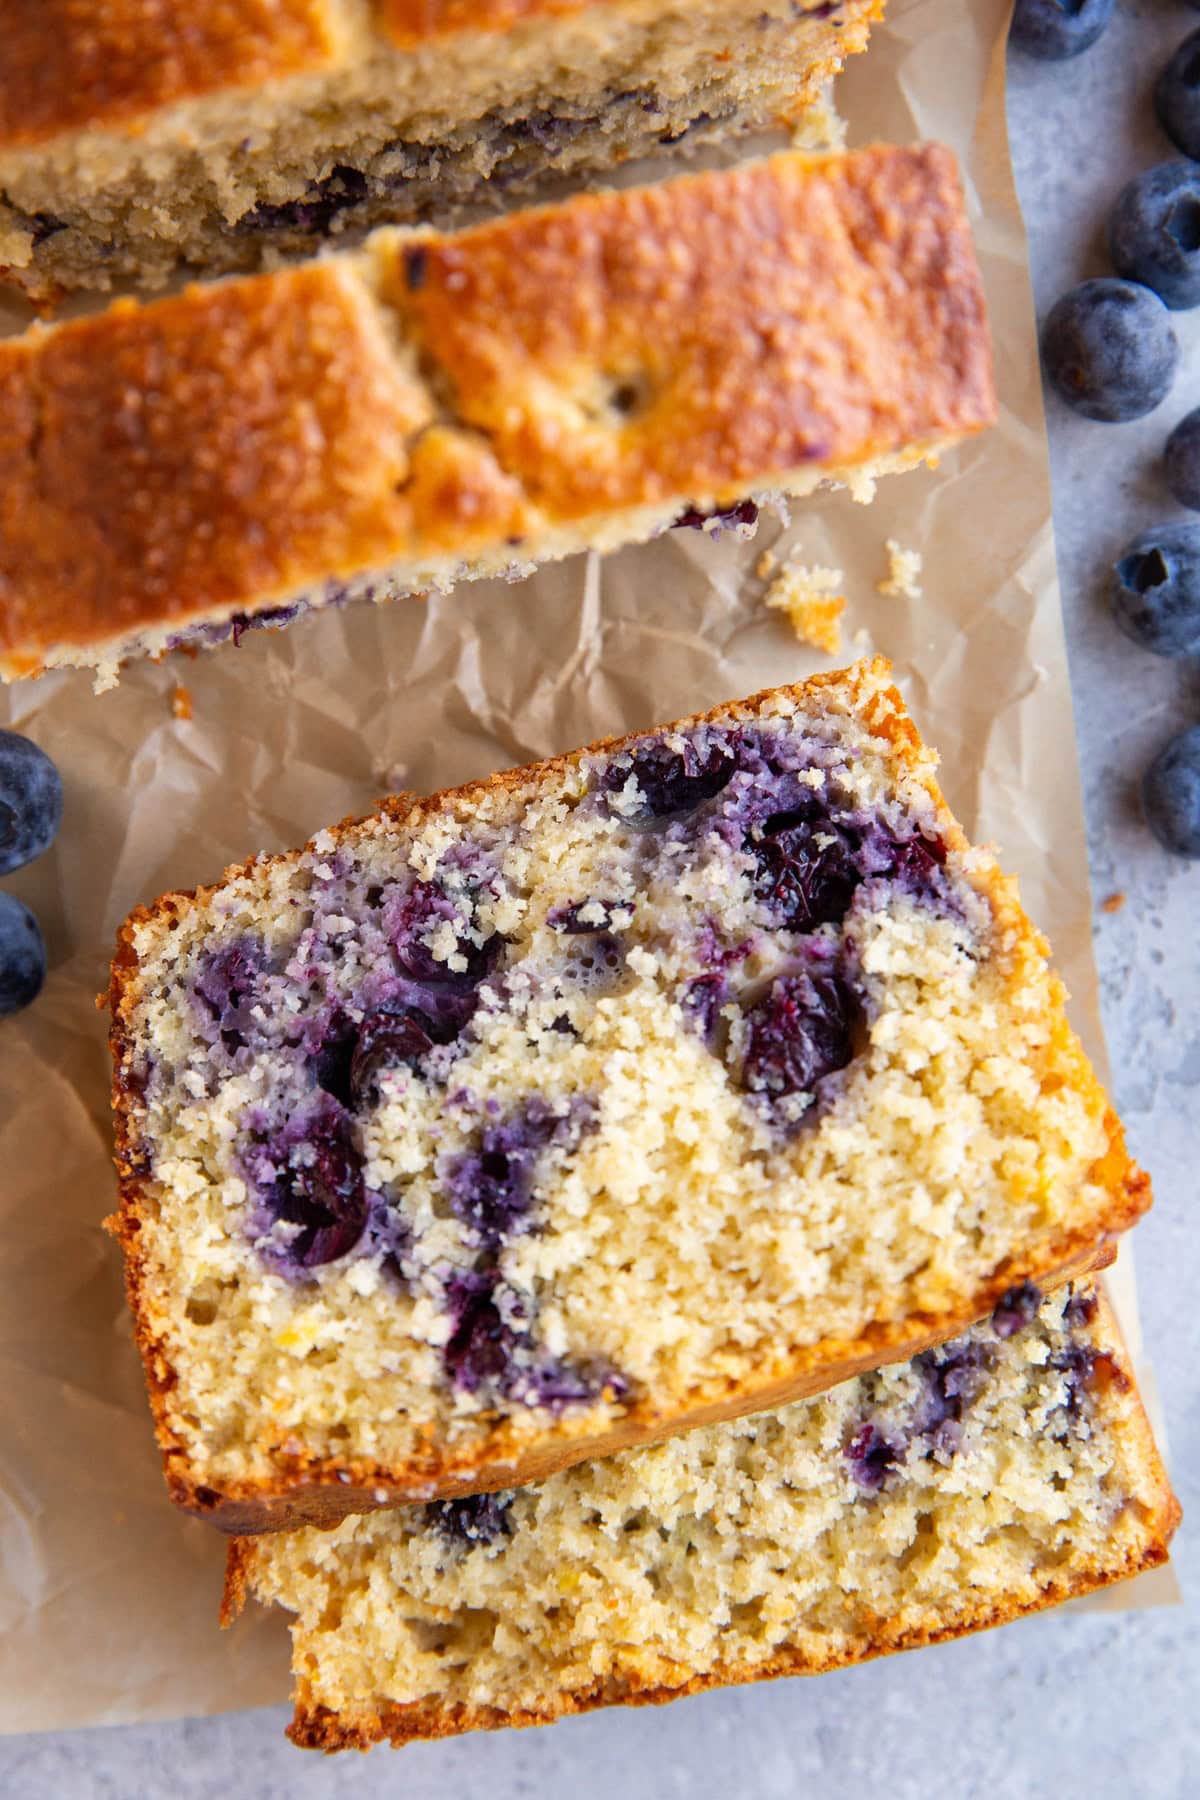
[0,0,879,302]
[108,662,1147,1533]
[0,142,995,684]
[225,1282,1179,1750]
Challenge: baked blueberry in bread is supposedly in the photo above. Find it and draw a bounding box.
[0,143,995,684]
[225,1282,1179,1749]
[0,0,881,301]
[108,663,1148,1532]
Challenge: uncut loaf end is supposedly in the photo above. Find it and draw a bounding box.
[0,143,994,684]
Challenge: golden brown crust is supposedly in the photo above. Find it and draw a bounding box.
[378,0,595,46]
[0,145,995,679]
[376,0,848,47]
[385,143,995,518]
[0,265,424,671]
[107,661,1149,1533]
[0,1,339,151]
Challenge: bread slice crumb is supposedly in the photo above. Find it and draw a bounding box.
[172,684,193,721]
[878,538,924,600]
[764,563,846,654]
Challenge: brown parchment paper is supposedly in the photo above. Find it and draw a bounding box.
[0,0,1177,1736]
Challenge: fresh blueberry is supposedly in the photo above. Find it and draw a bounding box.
[1109,162,1200,311]
[0,730,63,877]
[1156,32,1200,162]
[0,893,47,1016]
[1009,0,1114,60]
[1041,280,1179,422]
[1112,523,1200,656]
[1164,408,1200,510]
[1142,726,1200,857]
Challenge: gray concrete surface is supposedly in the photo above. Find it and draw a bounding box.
[1,6,1196,1794]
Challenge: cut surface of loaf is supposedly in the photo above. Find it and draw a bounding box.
[227,1282,1179,1750]
[0,142,995,684]
[108,663,1148,1533]
[0,0,881,300]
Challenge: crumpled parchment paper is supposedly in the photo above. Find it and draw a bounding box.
[0,0,1176,1735]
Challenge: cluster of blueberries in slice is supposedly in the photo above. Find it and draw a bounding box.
[843,1284,1105,1494]
[601,718,955,1109]
[171,716,965,1410]
[188,874,621,1406]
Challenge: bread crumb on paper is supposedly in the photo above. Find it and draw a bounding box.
[764,563,846,654]
[172,684,193,721]
[788,92,846,151]
[1100,892,1126,915]
[878,538,924,600]
[755,549,778,580]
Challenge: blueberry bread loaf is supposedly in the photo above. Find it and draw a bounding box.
[0,0,881,302]
[0,143,995,684]
[108,662,1148,1532]
[225,1282,1179,1750]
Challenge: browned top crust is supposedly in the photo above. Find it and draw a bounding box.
[386,142,994,516]
[0,1,339,152]
[0,265,441,668]
[378,0,594,48]
[0,145,995,676]
[0,0,848,151]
